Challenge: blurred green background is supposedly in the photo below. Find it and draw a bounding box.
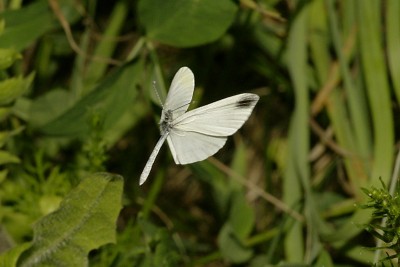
[1,0,400,266]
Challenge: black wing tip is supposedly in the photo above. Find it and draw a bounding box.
[235,94,259,108]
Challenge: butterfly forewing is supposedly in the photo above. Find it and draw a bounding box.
[173,93,259,136]
[163,67,194,118]
[165,93,259,165]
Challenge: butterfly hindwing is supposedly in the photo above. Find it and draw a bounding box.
[167,130,227,164]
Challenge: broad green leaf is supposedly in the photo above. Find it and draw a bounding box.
[40,60,143,137]
[217,224,253,263]
[0,150,20,165]
[138,0,238,47]
[103,98,148,146]
[0,243,31,267]
[38,195,63,216]
[0,0,80,51]
[17,172,123,267]
[0,73,34,105]
[0,48,20,69]
[29,89,74,128]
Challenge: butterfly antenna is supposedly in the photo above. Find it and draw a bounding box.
[173,101,192,112]
[153,81,164,108]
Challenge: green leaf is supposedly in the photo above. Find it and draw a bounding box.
[17,172,123,267]
[0,19,4,34]
[0,150,20,165]
[0,74,34,105]
[138,0,237,47]
[0,127,24,148]
[0,169,7,183]
[0,107,10,121]
[218,224,253,264]
[0,0,80,51]
[136,216,181,266]
[38,195,63,216]
[0,243,31,267]
[29,89,74,128]
[40,60,143,137]
[314,249,333,267]
[0,48,20,69]
[229,191,254,240]
[248,255,270,267]
[191,161,231,217]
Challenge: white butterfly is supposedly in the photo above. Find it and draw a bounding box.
[140,67,259,185]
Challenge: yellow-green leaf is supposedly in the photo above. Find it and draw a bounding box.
[18,173,123,267]
[0,73,34,105]
[0,150,20,165]
[0,48,21,70]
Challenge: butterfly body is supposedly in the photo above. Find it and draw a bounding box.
[160,109,173,135]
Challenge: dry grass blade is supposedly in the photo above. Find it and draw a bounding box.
[48,0,122,66]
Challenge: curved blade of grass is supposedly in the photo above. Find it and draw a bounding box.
[386,0,400,104]
[307,1,368,248]
[308,0,330,83]
[18,172,123,267]
[356,0,393,184]
[283,4,309,262]
[324,0,394,246]
[83,0,128,90]
[324,0,370,196]
[326,0,371,161]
